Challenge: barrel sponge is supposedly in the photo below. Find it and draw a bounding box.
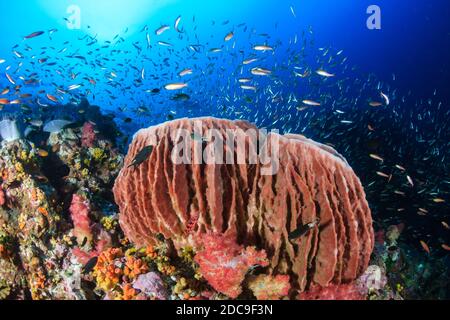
[113,117,374,291]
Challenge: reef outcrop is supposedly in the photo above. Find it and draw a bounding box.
[113,117,374,294]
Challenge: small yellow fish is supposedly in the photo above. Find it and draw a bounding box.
[433,198,445,203]
[37,149,49,157]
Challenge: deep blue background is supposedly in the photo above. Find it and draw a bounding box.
[0,0,448,104]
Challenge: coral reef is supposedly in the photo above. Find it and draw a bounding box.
[0,103,124,300]
[1,111,443,300]
[113,117,374,295]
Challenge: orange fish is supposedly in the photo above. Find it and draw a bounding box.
[442,244,450,251]
[420,240,430,254]
[0,98,9,105]
[46,93,58,102]
[1,88,9,95]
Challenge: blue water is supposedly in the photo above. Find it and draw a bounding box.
[1,0,448,104]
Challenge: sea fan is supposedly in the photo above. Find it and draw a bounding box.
[0,118,22,142]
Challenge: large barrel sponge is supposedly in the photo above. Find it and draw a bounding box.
[113,117,374,291]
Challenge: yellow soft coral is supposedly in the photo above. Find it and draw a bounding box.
[91,148,106,162]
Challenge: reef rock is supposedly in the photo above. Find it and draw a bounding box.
[113,117,374,293]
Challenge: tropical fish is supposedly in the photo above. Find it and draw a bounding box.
[381,92,390,105]
[46,93,59,102]
[240,85,257,91]
[290,6,296,18]
[179,68,193,77]
[420,240,430,254]
[24,31,45,39]
[82,257,98,274]
[174,16,183,33]
[155,25,170,36]
[369,154,384,162]
[289,218,320,240]
[165,83,188,90]
[302,100,321,106]
[5,73,15,85]
[172,93,190,101]
[251,67,271,76]
[224,32,234,41]
[243,58,258,65]
[128,146,154,169]
[316,69,335,77]
[253,45,273,51]
[369,101,383,107]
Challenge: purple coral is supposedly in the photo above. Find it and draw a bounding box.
[133,272,168,300]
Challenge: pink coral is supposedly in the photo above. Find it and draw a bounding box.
[248,274,291,300]
[298,284,366,300]
[0,186,5,206]
[70,194,93,245]
[133,272,168,300]
[81,122,97,148]
[194,233,269,298]
[72,230,112,265]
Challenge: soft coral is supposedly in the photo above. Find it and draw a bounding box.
[194,233,269,298]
